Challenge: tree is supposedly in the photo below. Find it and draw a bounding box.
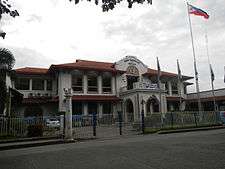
[0,0,19,39]
[69,0,152,12]
[0,48,15,115]
[0,78,7,114]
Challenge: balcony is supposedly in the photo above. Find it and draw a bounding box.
[120,82,165,93]
[20,90,57,98]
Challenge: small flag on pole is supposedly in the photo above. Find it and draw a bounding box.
[157,57,161,88]
[188,3,209,19]
[194,61,198,81]
[210,64,215,82]
[177,59,182,81]
[157,57,161,77]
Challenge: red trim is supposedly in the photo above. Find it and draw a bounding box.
[22,96,58,104]
[72,95,120,102]
[187,96,225,102]
[166,96,185,101]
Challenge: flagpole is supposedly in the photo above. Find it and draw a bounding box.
[205,29,217,111]
[177,59,184,125]
[177,59,182,112]
[211,70,217,111]
[186,2,202,112]
[157,57,163,126]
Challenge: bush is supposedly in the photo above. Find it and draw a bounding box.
[27,124,43,137]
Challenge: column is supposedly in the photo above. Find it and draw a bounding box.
[44,80,47,91]
[29,79,32,91]
[168,81,172,96]
[98,103,103,118]
[83,74,88,94]
[83,103,88,115]
[111,76,116,95]
[98,75,102,94]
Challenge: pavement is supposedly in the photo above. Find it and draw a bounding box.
[0,125,224,151]
[0,128,225,169]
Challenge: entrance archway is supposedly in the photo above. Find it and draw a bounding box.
[146,96,159,114]
[125,99,134,122]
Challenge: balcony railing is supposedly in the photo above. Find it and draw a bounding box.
[120,82,165,92]
[19,90,57,98]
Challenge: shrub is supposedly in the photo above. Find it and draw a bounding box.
[27,124,43,137]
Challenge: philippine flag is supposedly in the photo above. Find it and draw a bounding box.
[188,4,209,19]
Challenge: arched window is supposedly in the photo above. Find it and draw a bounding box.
[126,66,139,76]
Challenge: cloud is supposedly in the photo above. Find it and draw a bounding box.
[0,0,224,93]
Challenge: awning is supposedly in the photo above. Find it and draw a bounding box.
[166,96,185,102]
[22,96,58,104]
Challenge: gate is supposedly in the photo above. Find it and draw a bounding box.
[71,112,141,140]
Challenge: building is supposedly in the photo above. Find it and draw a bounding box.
[11,56,194,121]
[186,88,225,111]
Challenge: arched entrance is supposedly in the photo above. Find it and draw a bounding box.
[146,96,159,114]
[125,99,134,122]
[24,106,43,117]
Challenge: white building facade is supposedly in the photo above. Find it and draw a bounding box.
[11,56,193,122]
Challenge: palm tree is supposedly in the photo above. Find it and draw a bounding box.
[0,48,15,116]
[0,48,15,71]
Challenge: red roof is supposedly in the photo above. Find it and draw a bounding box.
[72,95,120,102]
[15,60,192,79]
[15,67,48,75]
[49,60,125,74]
[143,68,193,80]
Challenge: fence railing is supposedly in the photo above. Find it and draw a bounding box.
[0,111,222,140]
[144,111,222,129]
[0,116,61,138]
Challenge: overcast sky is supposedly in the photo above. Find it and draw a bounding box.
[0,0,224,92]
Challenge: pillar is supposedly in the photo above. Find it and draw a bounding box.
[83,74,88,94]
[111,76,116,94]
[29,79,32,91]
[168,81,172,96]
[44,80,47,91]
[64,89,73,140]
[98,75,102,94]
[83,103,88,115]
[98,103,103,118]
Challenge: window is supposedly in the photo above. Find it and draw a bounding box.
[72,102,83,115]
[172,83,178,94]
[103,103,112,114]
[102,76,111,93]
[165,82,169,94]
[32,79,44,90]
[47,80,52,91]
[72,75,83,92]
[15,78,29,90]
[88,75,97,93]
[88,102,98,114]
